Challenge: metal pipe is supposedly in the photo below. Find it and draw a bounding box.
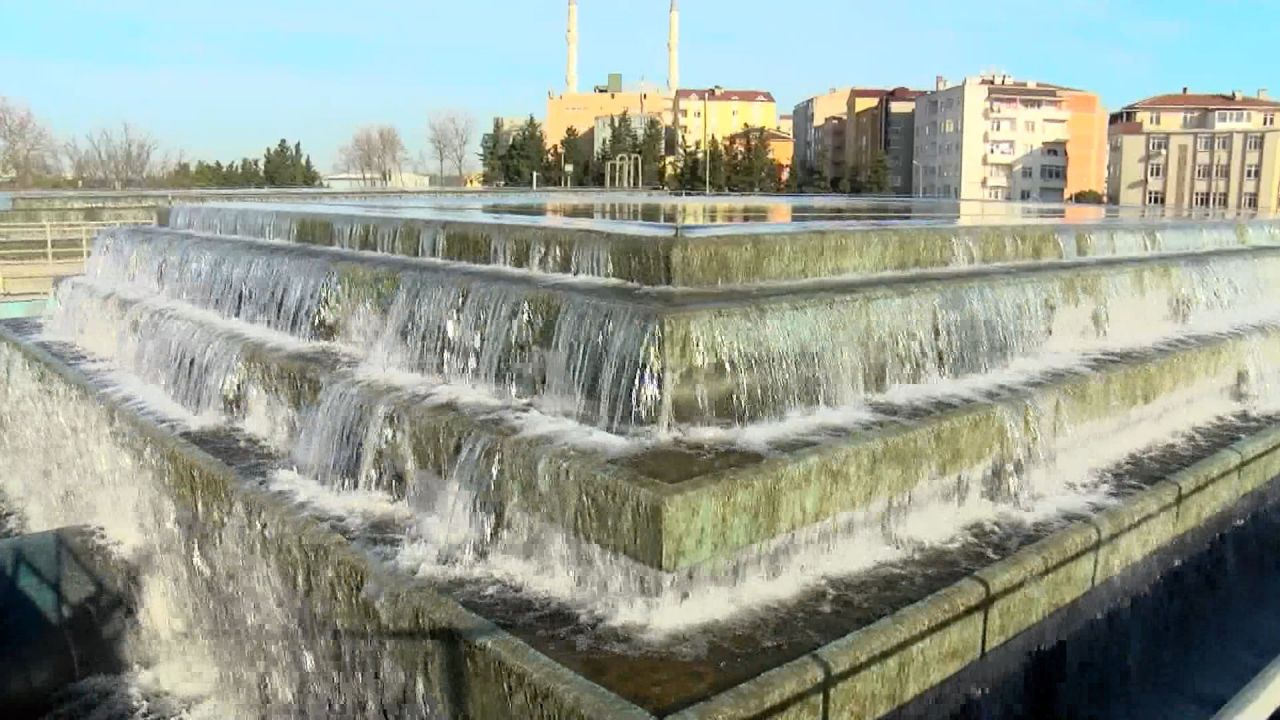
[1211,653,1280,720]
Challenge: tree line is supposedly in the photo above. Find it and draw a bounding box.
[0,95,323,189]
[480,110,787,191]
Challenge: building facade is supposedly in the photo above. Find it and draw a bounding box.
[850,87,924,195]
[792,88,853,182]
[546,75,671,149]
[841,89,890,185]
[1106,90,1280,212]
[726,127,795,181]
[913,74,1105,202]
[816,114,848,185]
[673,87,777,150]
[592,112,663,157]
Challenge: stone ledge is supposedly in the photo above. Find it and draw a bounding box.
[671,432,1280,719]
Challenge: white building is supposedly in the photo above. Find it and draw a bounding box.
[913,74,1105,202]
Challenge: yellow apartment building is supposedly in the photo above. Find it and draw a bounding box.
[1106,89,1280,212]
[673,87,777,150]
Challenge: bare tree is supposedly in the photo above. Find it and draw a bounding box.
[427,115,450,180]
[428,111,476,181]
[62,138,98,182]
[84,123,159,189]
[0,97,57,186]
[339,125,407,186]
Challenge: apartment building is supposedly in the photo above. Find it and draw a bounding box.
[850,87,925,195]
[673,87,777,150]
[913,74,1106,202]
[792,88,853,181]
[1106,89,1280,212]
[817,114,849,183]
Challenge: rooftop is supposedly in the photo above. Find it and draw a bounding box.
[1125,90,1280,110]
[677,88,775,103]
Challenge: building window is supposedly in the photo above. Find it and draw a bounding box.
[1247,134,1264,151]
[1216,134,1231,150]
[1020,189,1033,200]
[1196,164,1212,180]
[889,175,902,187]
[1149,135,1168,152]
[1041,165,1064,180]
[1022,100,1043,109]
[1025,121,1036,132]
[1246,164,1261,180]
[1215,164,1230,179]
[1213,192,1229,207]
[1146,190,1165,205]
[1244,192,1259,209]
[1149,112,1162,125]
[1265,113,1276,127]
[1197,135,1213,151]
[1148,164,1164,178]
[987,187,1007,200]
[680,109,688,118]
[1183,111,1198,127]
[1022,165,1033,178]
[1044,147,1062,157]
[1193,191,1210,207]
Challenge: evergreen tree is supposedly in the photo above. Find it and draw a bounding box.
[639,118,664,187]
[707,138,727,192]
[479,118,506,185]
[560,126,590,187]
[502,116,548,186]
[865,151,890,194]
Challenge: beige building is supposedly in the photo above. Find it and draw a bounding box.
[792,88,853,182]
[673,87,777,150]
[777,114,794,137]
[816,114,848,184]
[849,87,923,194]
[546,76,671,148]
[841,89,890,184]
[1106,89,1280,212]
[914,74,1106,202]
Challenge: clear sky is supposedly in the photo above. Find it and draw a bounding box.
[1,0,1274,170]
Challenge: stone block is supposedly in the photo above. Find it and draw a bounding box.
[663,656,826,720]
[975,522,1099,651]
[1230,427,1280,494]
[817,578,987,720]
[1090,481,1180,583]
[1169,450,1244,534]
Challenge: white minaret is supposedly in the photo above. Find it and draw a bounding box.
[667,0,680,94]
[566,0,579,94]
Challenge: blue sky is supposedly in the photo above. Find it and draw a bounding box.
[1,0,1274,170]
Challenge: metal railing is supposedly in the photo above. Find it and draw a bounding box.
[0,221,145,296]
[0,221,137,264]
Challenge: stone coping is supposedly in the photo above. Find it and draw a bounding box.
[668,426,1280,719]
[161,204,1280,287]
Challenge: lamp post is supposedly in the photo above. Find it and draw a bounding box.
[912,160,923,199]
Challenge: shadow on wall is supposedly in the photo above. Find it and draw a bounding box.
[0,527,136,719]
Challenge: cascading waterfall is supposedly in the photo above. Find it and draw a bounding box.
[9,203,1280,715]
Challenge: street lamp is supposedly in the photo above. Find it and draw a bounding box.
[912,160,922,199]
